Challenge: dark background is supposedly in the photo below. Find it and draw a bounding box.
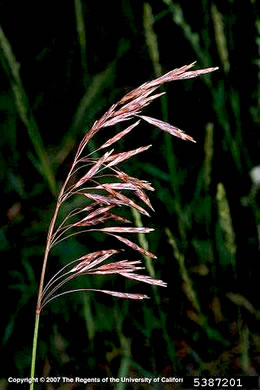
[0,0,259,388]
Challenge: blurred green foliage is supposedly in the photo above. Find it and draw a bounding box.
[0,0,259,387]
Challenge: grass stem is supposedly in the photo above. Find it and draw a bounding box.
[29,312,40,390]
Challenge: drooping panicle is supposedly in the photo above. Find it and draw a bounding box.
[39,62,217,310]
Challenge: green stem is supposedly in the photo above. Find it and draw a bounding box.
[28,202,61,389]
[30,312,40,390]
